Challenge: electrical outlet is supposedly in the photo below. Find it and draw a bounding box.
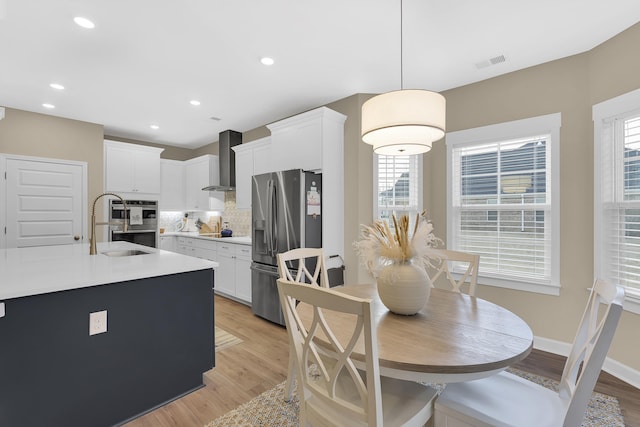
[89,310,107,336]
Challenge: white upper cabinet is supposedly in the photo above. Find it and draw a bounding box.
[104,140,163,195]
[233,137,271,210]
[184,155,224,211]
[160,159,185,210]
[267,107,346,173]
[252,138,273,175]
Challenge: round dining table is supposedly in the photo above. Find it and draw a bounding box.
[296,283,534,383]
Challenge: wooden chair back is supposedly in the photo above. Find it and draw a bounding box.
[277,248,330,402]
[277,247,329,288]
[560,278,625,425]
[429,249,480,296]
[434,278,625,427]
[277,278,383,425]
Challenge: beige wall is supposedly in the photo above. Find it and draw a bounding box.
[429,22,640,372]
[0,108,105,209]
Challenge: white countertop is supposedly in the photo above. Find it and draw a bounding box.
[161,231,252,245]
[0,241,218,300]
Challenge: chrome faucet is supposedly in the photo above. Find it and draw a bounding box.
[90,192,128,255]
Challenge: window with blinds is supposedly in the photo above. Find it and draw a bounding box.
[374,154,422,227]
[447,113,560,294]
[597,111,640,294]
[452,136,551,283]
[595,89,640,313]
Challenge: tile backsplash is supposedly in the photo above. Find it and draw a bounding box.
[221,192,251,236]
[159,191,251,236]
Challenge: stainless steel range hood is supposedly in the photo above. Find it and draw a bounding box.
[202,130,242,191]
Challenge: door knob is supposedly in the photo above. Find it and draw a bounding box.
[74,235,80,241]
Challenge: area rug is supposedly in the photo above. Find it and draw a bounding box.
[204,368,625,427]
[214,327,243,352]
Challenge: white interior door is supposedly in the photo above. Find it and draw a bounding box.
[4,155,87,248]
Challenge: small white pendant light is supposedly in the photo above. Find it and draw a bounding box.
[361,0,445,155]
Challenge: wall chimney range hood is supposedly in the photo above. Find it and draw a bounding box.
[202,130,242,191]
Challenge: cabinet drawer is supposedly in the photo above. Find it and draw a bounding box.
[177,236,194,246]
[194,247,216,261]
[234,245,251,259]
[177,244,196,256]
[217,242,234,255]
[193,238,217,251]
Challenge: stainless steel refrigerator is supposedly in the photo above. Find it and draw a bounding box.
[250,169,322,325]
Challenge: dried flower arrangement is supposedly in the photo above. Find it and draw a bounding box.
[353,211,442,277]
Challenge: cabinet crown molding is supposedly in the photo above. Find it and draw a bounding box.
[266,106,347,133]
[232,136,271,153]
[104,140,164,154]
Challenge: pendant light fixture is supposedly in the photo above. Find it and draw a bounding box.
[361,0,446,155]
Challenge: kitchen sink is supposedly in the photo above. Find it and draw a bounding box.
[101,249,152,257]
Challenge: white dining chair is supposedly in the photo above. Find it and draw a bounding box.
[277,248,330,402]
[434,278,625,427]
[428,249,480,296]
[277,278,438,427]
[277,248,330,288]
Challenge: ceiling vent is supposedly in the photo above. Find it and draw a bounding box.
[475,54,507,70]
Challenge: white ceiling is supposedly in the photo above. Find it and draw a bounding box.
[1,1,639,149]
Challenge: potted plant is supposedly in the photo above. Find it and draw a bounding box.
[353,211,441,315]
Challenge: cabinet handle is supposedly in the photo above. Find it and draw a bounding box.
[73,235,80,241]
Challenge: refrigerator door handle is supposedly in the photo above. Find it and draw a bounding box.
[266,179,274,256]
[271,178,278,256]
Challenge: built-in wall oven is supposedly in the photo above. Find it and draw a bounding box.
[109,200,158,248]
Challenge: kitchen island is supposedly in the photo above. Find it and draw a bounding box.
[0,241,217,427]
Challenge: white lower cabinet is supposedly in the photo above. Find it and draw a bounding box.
[172,236,251,305]
[176,236,196,257]
[175,236,217,261]
[234,246,252,302]
[215,242,251,304]
[159,235,176,252]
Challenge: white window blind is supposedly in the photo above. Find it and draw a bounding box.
[598,112,640,293]
[374,154,422,227]
[594,89,640,313]
[447,113,560,294]
[452,136,551,282]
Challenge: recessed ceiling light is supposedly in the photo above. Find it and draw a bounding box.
[73,17,95,29]
[190,100,201,106]
[42,103,55,109]
[150,125,159,130]
[50,83,65,90]
[261,57,275,66]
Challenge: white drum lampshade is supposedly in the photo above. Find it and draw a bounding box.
[362,89,446,155]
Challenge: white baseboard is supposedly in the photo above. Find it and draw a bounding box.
[534,336,640,389]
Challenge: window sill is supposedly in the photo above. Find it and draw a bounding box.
[623,288,640,315]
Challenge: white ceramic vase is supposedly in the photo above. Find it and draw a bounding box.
[377,260,431,315]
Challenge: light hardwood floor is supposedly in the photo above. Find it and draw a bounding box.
[125,295,640,427]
